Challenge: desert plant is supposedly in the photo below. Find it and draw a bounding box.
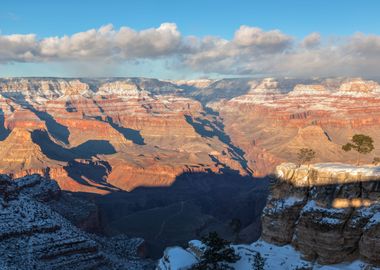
[342,134,374,165]
[191,232,240,270]
[297,148,316,166]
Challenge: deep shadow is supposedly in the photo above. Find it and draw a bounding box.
[185,111,251,174]
[31,129,118,192]
[6,93,70,144]
[71,140,117,157]
[0,109,11,141]
[106,117,145,145]
[33,110,70,144]
[65,160,119,191]
[74,169,269,258]
[31,130,116,161]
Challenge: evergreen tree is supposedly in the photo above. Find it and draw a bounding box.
[253,252,265,270]
[191,232,240,270]
[342,134,374,164]
[297,148,316,166]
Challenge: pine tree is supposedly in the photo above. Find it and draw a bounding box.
[342,134,374,165]
[253,252,265,270]
[191,232,240,270]
[297,148,316,166]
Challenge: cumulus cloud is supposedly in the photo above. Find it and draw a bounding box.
[2,23,380,77]
[0,23,183,63]
[233,26,292,52]
[0,34,38,62]
[301,32,321,48]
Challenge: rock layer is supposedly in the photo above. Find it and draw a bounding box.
[210,77,380,176]
[0,78,249,193]
[261,163,380,265]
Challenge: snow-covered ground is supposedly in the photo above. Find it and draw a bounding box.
[312,163,380,177]
[157,240,380,270]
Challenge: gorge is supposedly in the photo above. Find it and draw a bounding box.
[0,77,379,268]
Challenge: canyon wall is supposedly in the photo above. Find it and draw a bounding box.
[0,78,249,193]
[0,174,153,269]
[209,77,380,176]
[262,163,380,265]
[1,77,380,193]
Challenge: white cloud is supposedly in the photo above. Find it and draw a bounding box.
[0,34,38,62]
[2,23,380,77]
[301,32,321,48]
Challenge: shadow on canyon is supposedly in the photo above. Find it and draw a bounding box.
[185,110,252,174]
[31,129,119,192]
[105,116,145,145]
[73,170,270,258]
[6,93,71,144]
[0,109,11,141]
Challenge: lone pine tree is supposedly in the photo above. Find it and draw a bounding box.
[342,134,374,165]
[191,232,240,270]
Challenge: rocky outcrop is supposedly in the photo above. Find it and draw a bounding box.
[0,174,154,269]
[210,77,380,176]
[261,163,380,265]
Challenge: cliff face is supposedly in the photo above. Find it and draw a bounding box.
[262,163,380,265]
[0,77,249,193]
[209,77,380,176]
[0,174,153,269]
[156,163,380,269]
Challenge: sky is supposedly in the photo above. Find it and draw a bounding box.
[1,0,380,79]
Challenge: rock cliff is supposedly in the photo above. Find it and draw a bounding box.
[209,77,380,176]
[262,163,380,265]
[0,173,153,269]
[157,163,380,269]
[2,77,380,192]
[0,77,249,193]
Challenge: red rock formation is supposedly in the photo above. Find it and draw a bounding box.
[211,78,380,175]
[0,78,248,193]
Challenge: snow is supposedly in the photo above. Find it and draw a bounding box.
[157,240,380,270]
[319,217,343,225]
[311,163,380,177]
[301,200,346,215]
[157,247,198,270]
[364,212,380,230]
[264,196,304,215]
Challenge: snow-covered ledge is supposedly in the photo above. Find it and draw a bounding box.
[276,162,380,187]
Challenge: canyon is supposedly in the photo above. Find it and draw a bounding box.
[1,77,380,191]
[1,76,380,268]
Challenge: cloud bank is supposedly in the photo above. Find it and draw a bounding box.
[2,23,380,77]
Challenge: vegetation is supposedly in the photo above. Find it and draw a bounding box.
[342,134,374,164]
[191,232,240,270]
[253,252,266,270]
[297,148,316,166]
[373,157,380,165]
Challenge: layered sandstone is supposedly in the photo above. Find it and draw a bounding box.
[0,78,249,193]
[261,163,380,265]
[2,77,380,192]
[210,77,380,176]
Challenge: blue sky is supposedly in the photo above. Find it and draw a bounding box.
[2,0,380,38]
[1,0,380,78]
